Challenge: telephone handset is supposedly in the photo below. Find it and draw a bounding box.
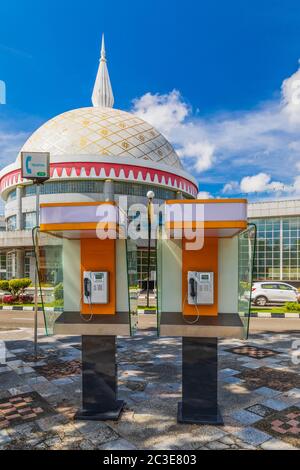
[84,277,92,298]
[189,277,197,300]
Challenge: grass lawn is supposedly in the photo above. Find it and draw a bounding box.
[251,306,299,314]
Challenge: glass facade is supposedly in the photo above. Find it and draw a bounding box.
[251,216,300,282]
[38,246,63,286]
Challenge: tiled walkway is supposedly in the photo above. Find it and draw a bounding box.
[0,327,299,450]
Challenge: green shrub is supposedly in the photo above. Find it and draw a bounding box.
[284,302,300,312]
[0,280,9,292]
[54,282,64,301]
[8,278,32,299]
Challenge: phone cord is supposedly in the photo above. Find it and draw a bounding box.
[79,294,94,322]
[182,291,200,325]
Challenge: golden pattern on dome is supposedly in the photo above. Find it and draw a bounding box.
[80,137,88,148]
[19,107,184,170]
[121,141,130,149]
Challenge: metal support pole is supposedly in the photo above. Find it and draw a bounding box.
[34,184,40,359]
[146,200,152,308]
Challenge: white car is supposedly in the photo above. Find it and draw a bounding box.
[249,282,299,306]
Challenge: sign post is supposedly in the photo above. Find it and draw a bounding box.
[21,152,50,358]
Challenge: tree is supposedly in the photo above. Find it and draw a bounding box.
[0,278,32,301]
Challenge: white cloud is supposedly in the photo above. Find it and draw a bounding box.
[177,141,215,172]
[132,90,214,173]
[223,172,300,196]
[132,64,300,198]
[197,191,212,199]
[132,90,189,135]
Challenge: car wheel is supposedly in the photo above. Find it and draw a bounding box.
[255,296,268,307]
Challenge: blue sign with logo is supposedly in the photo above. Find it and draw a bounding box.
[21,152,50,181]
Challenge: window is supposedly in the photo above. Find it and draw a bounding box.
[7,189,16,202]
[261,284,279,289]
[0,253,6,280]
[137,248,156,289]
[24,251,34,279]
[23,212,36,230]
[6,251,16,279]
[6,215,16,231]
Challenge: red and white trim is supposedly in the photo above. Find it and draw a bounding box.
[0,161,198,197]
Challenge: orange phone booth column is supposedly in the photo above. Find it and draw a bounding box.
[158,199,254,424]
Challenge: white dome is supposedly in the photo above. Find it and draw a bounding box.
[18,107,184,170]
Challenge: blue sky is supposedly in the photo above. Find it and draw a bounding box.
[1,0,300,200]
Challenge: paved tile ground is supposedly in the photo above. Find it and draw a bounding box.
[0,327,299,450]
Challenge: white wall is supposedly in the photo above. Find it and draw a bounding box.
[161,239,182,312]
[116,239,128,312]
[63,239,81,312]
[218,237,238,313]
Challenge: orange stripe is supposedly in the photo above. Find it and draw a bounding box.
[40,222,117,231]
[40,201,115,208]
[165,198,247,204]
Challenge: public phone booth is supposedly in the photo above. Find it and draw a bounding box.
[39,198,255,424]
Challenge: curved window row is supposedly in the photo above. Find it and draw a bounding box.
[21,180,182,200]
[24,180,105,196]
[114,181,177,200]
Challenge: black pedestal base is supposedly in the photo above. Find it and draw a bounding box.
[179,337,223,426]
[177,402,223,425]
[75,335,124,422]
[74,400,125,421]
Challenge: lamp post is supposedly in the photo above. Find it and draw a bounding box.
[146,191,154,308]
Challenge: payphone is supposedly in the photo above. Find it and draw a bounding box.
[188,271,214,305]
[83,271,109,304]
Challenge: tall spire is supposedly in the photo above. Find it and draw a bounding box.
[92,34,114,108]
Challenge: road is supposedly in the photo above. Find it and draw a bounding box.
[0,310,45,329]
[0,309,299,333]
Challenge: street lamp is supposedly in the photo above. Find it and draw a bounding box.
[146,191,154,308]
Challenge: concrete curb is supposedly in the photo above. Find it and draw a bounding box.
[242,312,300,318]
[1,306,298,318]
[0,306,63,312]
